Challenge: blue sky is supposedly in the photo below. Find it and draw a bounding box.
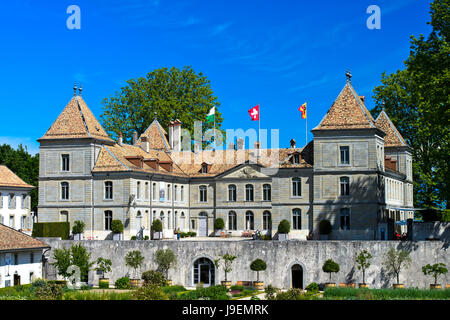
[0,0,432,154]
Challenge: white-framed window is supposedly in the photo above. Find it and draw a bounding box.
[61,182,69,200]
[105,181,113,200]
[104,210,112,230]
[340,146,350,165]
[228,185,236,202]
[61,154,70,172]
[263,184,271,201]
[245,211,254,230]
[292,178,301,197]
[137,181,141,199]
[199,185,207,202]
[245,184,254,201]
[263,211,271,230]
[152,183,157,201]
[228,211,237,230]
[340,208,350,230]
[340,177,350,196]
[292,209,301,230]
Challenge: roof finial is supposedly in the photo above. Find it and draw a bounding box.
[346,70,352,83]
[154,110,157,120]
[73,82,78,96]
[78,84,82,96]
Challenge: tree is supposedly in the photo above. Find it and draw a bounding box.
[111,220,124,234]
[383,248,412,285]
[322,259,340,283]
[100,66,223,147]
[371,0,450,210]
[215,253,237,282]
[155,249,177,279]
[250,259,267,282]
[355,250,373,284]
[125,250,144,279]
[51,244,93,282]
[422,263,448,284]
[95,257,112,279]
[214,218,225,230]
[51,247,72,280]
[72,220,85,234]
[151,219,163,232]
[277,220,290,234]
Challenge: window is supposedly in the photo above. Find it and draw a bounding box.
[21,216,26,229]
[137,181,141,199]
[340,146,350,165]
[228,211,237,230]
[245,211,254,230]
[104,210,112,230]
[293,154,300,164]
[174,185,178,201]
[14,253,18,265]
[152,183,157,200]
[180,186,184,202]
[228,185,236,202]
[60,211,68,222]
[191,219,196,229]
[340,208,350,230]
[292,178,302,197]
[145,182,149,200]
[340,177,350,196]
[30,252,34,264]
[263,184,271,201]
[61,154,70,172]
[8,194,14,208]
[245,184,254,201]
[201,164,208,174]
[199,185,207,202]
[105,181,113,200]
[293,209,301,230]
[263,211,271,230]
[61,182,69,200]
[167,184,171,201]
[9,215,14,228]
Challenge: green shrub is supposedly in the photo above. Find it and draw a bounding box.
[305,282,319,293]
[99,281,109,289]
[155,249,177,279]
[277,219,290,233]
[178,285,229,300]
[214,218,225,230]
[141,270,168,287]
[188,231,196,237]
[151,219,163,232]
[34,282,64,300]
[31,279,48,291]
[132,284,169,300]
[276,288,305,300]
[72,220,85,234]
[161,285,187,294]
[250,259,267,282]
[95,257,112,279]
[80,284,93,290]
[265,285,280,300]
[319,220,332,235]
[230,285,245,291]
[144,236,149,240]
[323,287,450,300]
[32,222,70,239]
[115,277,131,289]
[322,259,340,283]
[250,296,261,300]
[111,220,124,233]
[130,236,137,240]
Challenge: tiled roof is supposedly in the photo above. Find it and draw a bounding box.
[375,111,407,147]
[0,166,34,189]
[314,82,376,130]
[0,224,49,251]
[136,119,171,151]
[39,96,114,143]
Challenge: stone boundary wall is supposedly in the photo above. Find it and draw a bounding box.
[42,239,449,289]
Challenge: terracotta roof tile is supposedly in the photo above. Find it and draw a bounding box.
[0,224,49,251]
[0,166,34,189]
[375,111,407,147]
[136,120,170,151]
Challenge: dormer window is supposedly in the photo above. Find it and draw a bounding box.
[293,154,300,164]
[201,164,208,174]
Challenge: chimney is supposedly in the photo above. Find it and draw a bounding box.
[236,138,244,150]
[290,139,296,148]
[228,142,236,150]
[172,119,181,152]
[141,136,149,153]
[254,141,260,149]
[132,131,138,145]
[118,132,123,146]
[168,121,174,149]
[359,96,365,103]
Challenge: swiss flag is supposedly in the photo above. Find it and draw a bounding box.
[248,105,260,121]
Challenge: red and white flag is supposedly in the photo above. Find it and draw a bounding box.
[248,105,260,121]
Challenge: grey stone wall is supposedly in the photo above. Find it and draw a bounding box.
[411,222,450,241]
[43,239,449,289]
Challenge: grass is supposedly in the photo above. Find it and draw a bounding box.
[323,287,450,300]
[62,289,134,300]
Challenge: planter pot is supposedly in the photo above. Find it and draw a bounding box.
[347,283,356,288]
[153,232,162,240]
[73,233,83,240]
[112,233,122,240]
[278,233,288,241]
[430,284,442,290]
[393,284,404,289]
[215,230,223,237]
[253,281,264,290]
[319,234,329,240]
[358,283,369,288]
[221,281,231,289]
[339,283,347,288]
[99,278,109,288]
[324,283,336,288]
[446,284,450,289]
[130,279,140,288]
[166,280,172,286]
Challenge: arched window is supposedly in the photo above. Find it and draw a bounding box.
[245,184,254,201]
[292,178,301,197]
[263,184,271,201]
[60,211,69,222]
[136,211,142,230]
[105,181,113,200]
[245,211,254,230]
[160,211,165,229]
[228,211,237,230]
[228,185,236,202]
[167,184,171,201]
[174,185,178,201]
[292,209,301,230]
[263,211,271,230]
[340,177,350,196]
[137,181,141,199]
[180,186,184,201]
[199,185,207,202]
[145,182,149,200]
[104,210,112,230]
[174,211,178,229]
[152,183,157,200]
[61,182,69,200]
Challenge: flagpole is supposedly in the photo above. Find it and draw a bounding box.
[258,103,260,148]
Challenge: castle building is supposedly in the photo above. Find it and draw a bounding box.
[37,76,414,240]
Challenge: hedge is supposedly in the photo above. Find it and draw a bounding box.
[32,222,70,240]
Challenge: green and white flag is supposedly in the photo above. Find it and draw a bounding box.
[206,107,215,123]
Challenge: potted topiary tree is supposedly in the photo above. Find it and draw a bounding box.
[383,248,412,289]
[355,250,372,288]
[214,218,225,237]
[250,259,267,290]
[125,250,144,287]
[111,220,124,240]
[95,257,112,288]
[319,220,332,240]
[151,219,163,240]
[155,249,177,286]
[277,220,290,241]
[214,253,237,288]
[322,259,340,288]
[72,220,85,240]
[422,263,448,289]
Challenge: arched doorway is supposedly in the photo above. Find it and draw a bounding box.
[291,264,303,289]
[192,257,215,287]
